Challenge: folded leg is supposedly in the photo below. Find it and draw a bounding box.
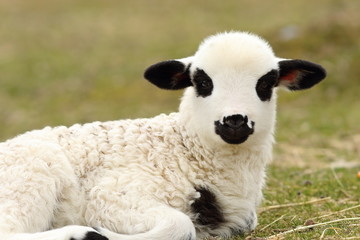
[97,206,196,240]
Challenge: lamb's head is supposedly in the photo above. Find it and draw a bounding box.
[144,32,326,147]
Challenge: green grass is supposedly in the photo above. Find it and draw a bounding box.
[244,166,360,240]
[0,0,359,239]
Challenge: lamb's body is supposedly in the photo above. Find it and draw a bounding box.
[0,112,267,239]
[0,32,326,240]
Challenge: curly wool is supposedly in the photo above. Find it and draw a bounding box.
[0,112,268,238]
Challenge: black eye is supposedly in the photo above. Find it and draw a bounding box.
[199,79,212,89]
[256,69,279,101]
[193,69,213,97]
[259,80,274,90]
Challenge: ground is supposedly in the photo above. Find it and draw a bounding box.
[0,0,359,239]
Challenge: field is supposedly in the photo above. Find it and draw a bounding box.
[0,0,359,239]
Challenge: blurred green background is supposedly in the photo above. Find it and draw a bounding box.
[0,0,359,166]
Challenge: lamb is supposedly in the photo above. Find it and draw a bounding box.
[0,31,326,240]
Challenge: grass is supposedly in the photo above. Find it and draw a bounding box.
[0,0,359,239]
[244,166,360,240]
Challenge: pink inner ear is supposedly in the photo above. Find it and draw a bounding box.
[281,70,298,83]
[175,70,190,79]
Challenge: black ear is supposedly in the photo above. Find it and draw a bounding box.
[144,60,193,90]
[278,59,326,90]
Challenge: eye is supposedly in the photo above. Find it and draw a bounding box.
[259,78,277,91]
[259,81,272,90]
[193,69,214,98]
[256,69,279,101]
[199,79,212,90]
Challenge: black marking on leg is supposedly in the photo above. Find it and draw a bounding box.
[190,186,225,229]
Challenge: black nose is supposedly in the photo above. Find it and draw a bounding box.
[223,115,248,129]
[215,114,255,144]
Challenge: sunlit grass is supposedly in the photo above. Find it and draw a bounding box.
[0,0,359,239]
[243,166,360,239]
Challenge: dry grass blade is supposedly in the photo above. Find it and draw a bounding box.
[266,217,360,239]
[310,204,360,221]
[331,167,352,198]
[259,197,332,213]
[319,227,341,240]
[259,214,287,231]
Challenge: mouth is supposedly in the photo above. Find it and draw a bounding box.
[214,119,255,145]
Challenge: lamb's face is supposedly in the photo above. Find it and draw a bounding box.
[182,33,279,145]
[144,32,326,147]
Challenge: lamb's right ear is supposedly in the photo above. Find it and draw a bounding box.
[144,57,193,90]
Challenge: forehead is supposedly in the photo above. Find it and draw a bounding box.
[192,32,278,78]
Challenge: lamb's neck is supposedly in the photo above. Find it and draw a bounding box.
[181,134,269,208]
[177,117,271,187]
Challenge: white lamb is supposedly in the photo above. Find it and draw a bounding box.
[0,31,326,240]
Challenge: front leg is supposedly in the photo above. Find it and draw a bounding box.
[95,206,196,240]
[191,186,258,238]
[228,210,257,236]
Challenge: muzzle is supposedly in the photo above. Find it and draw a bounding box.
[214,114,255,144]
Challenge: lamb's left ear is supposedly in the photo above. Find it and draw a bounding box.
[144,57,193,90]
[278,59,326,90]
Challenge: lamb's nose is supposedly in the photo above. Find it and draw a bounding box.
[223,115,247,129]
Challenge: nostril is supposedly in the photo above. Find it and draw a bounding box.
[223,115,247,129]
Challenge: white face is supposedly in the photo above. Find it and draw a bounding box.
[144,32,326,147]
[179,33,279,147]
